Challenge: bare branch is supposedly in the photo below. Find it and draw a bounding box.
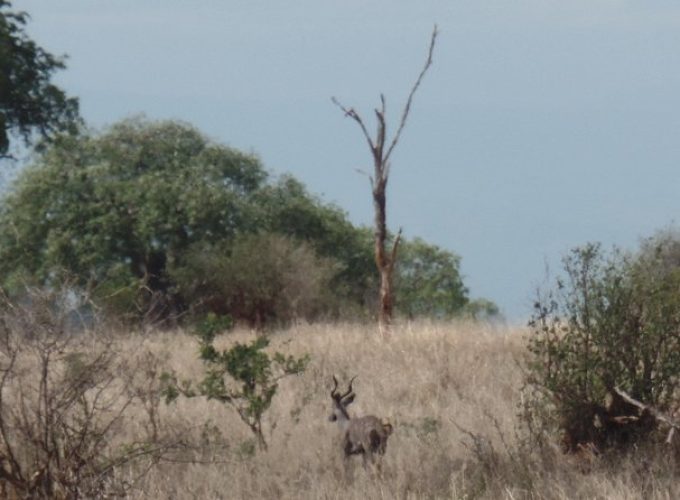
[613,387,680,444]
[384,24,438,163]
[332,27,437,336]
[374,93,387,164]
[331,96,375,152]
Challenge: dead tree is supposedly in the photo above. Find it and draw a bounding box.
[332,26,438,336]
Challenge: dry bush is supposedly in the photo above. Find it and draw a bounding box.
[0,288,181,499]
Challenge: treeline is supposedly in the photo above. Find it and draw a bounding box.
[0,118,497,327]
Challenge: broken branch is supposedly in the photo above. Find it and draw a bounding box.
[613,387,680,445]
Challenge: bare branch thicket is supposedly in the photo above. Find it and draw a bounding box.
[332,26,437,336]
[0,287,183,499]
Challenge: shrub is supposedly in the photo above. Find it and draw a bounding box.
[170,232,339,327]
[0,287,172,498]
[162,317,309,451]
[525,238,680,452]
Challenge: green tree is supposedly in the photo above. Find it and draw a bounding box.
[394,237,469,319]
[0,117,377,325]
[462,298,500,321]
[0,1,79,157]
[0,118,266,320]
[0,116,480,326]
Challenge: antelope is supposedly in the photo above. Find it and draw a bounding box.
[329,375,393,472]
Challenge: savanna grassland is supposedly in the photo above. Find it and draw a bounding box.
[34,321,675,500]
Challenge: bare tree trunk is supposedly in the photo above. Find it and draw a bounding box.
[373,168,401,335]
[333,26,437,336]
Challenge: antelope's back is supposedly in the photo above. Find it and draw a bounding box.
[349,415,391,451]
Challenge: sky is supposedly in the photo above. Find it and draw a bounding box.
[11,0,680,322]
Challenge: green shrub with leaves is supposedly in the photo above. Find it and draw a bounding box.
[162,317,309,451]
[525,238,680,452]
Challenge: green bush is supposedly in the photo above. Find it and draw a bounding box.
[525,237,680,452]
[162,318,309,451]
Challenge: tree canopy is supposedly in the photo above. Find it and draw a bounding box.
[0,117,493,326]
[0,118,267,320]
[0,1,79,157]
[394,237,469,319]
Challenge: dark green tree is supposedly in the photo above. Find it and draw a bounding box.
[0,118,266,321]
[0,117,378,324]
[0,1,79,157]
[0,116,480,326]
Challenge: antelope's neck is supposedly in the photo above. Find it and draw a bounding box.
[336,415,351,433]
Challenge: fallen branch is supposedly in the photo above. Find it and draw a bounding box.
[613,387,680,445]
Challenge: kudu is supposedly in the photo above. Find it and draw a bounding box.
[329,375,393,471]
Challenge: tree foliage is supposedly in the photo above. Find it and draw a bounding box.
[253,176,376,309]
[394,237,469,319]
[0,118,266,320]
[0,116,483,326]
[0,118,378,324]
[0,1,79,156]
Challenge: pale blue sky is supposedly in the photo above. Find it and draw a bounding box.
[12,1,680,321]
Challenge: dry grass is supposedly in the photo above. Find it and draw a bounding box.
[16,320,680,499]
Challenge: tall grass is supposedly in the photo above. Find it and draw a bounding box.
[11,320,680,498]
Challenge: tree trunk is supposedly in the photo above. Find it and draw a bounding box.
[332,26,437,337]
[373,172,400,336]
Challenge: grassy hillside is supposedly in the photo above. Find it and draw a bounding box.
[4,319,680,498]
[114,322,676,499]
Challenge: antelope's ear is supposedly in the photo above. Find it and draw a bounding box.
[342,393,356,406]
